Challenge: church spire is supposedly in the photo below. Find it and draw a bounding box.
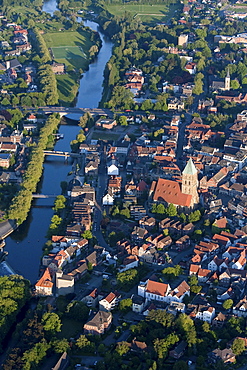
[225,67,230,91]
[182,158,199,207]
[182,157,197,176]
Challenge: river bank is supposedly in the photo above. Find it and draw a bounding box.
[4,1,113,283]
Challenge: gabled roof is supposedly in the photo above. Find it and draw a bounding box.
[146,280,169,296]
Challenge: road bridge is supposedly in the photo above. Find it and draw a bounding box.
[38,106,113,119]
[43,150,82,159]
[32,194,61,199]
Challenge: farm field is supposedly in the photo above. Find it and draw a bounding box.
[106,3,181,23]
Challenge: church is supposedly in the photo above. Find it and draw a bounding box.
[150,158,199,209]
[210,69,230,92]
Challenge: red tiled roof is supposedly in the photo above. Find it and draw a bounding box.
[146,280,169,296]
[153,178,192,207]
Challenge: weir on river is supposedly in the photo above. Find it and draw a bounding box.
[5,1,113,283]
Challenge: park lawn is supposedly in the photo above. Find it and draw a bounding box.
[106,3,181,23]
[56,74,79,105]
[92,131,121,141]
[8,5,39,16]
[43,30,92,70]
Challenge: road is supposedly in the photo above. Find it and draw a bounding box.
[92,146,113,252]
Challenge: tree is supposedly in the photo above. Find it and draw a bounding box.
[166,203,177,217]
[223,299,233,310]
[188,210,201,223]
[41,312,61,335]
[115,341,130,356]
[154,333,179,359]
[180,213,187,222]
[146,310,174,328]
[119,298,132,312]
[76,335,94,353]
[156,203,165,214]
[82,230,93,240]
[52,338,70,354]
[66,301,89,322]
[176,313,197,347]
[230,79,240,90]
[232,338,245,356]
[162,265,182,280]
[120,208,130,219]
[119,115,128,126]
[173,361,189,370]
[53,195,66,213]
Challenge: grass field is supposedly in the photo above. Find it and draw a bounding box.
[56,74,79,106]
[106,3,181,23]
[92,131,121,141]
[44,30,93,105]
[43,30,92,70]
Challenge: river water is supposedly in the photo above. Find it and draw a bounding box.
[4,0,112,283]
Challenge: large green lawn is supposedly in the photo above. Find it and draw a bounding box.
[43,30,92,70]
[44,29,93,105]
[106,3,181,23]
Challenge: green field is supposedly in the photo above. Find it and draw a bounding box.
[44,30,93,105]
[106,3,181,23]
[43,30,92,70]
[92,131,121,141]
[56,74,79,106]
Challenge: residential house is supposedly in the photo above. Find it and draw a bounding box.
[99,292,120,311]
[132,294,147,313]
[55,271,74,296]
[169,341,187,359]
[189,304,216,323]
[82,288,103,307]
[212,312,226,328]
[233,296,247,317]
[208,348,236,364]
[35,268,53,296]
[83,311,112,335]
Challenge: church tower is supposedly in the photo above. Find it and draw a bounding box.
[182,158,199,207]
[225,67,230,91]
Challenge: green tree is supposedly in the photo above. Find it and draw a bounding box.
[162,265,182,280]
[41,312,61,335]
[119,298,132,312]
[232,338,245,356]
[166,203,177,217]
[156,203,165,214]
[120,207,130,219]
[230,79,240,90]
[146,309,174,328]
[76,335,94,353]
[154,333,179,359]
[119,115,128,126]
[223,299,233,310]
[53,195,66,213]
[52,338,70,354]
[82,230,93,239]
[115,341,130,356]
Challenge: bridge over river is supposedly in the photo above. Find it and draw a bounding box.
[37,106,113,118]
[43,150,82,159]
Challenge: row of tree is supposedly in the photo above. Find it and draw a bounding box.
[8,114,60,224]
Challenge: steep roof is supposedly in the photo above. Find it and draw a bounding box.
[146,280,169,296]
[153,178,192,207]
[182,158,197,175]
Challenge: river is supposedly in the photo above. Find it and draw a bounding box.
[4,0,113,283]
